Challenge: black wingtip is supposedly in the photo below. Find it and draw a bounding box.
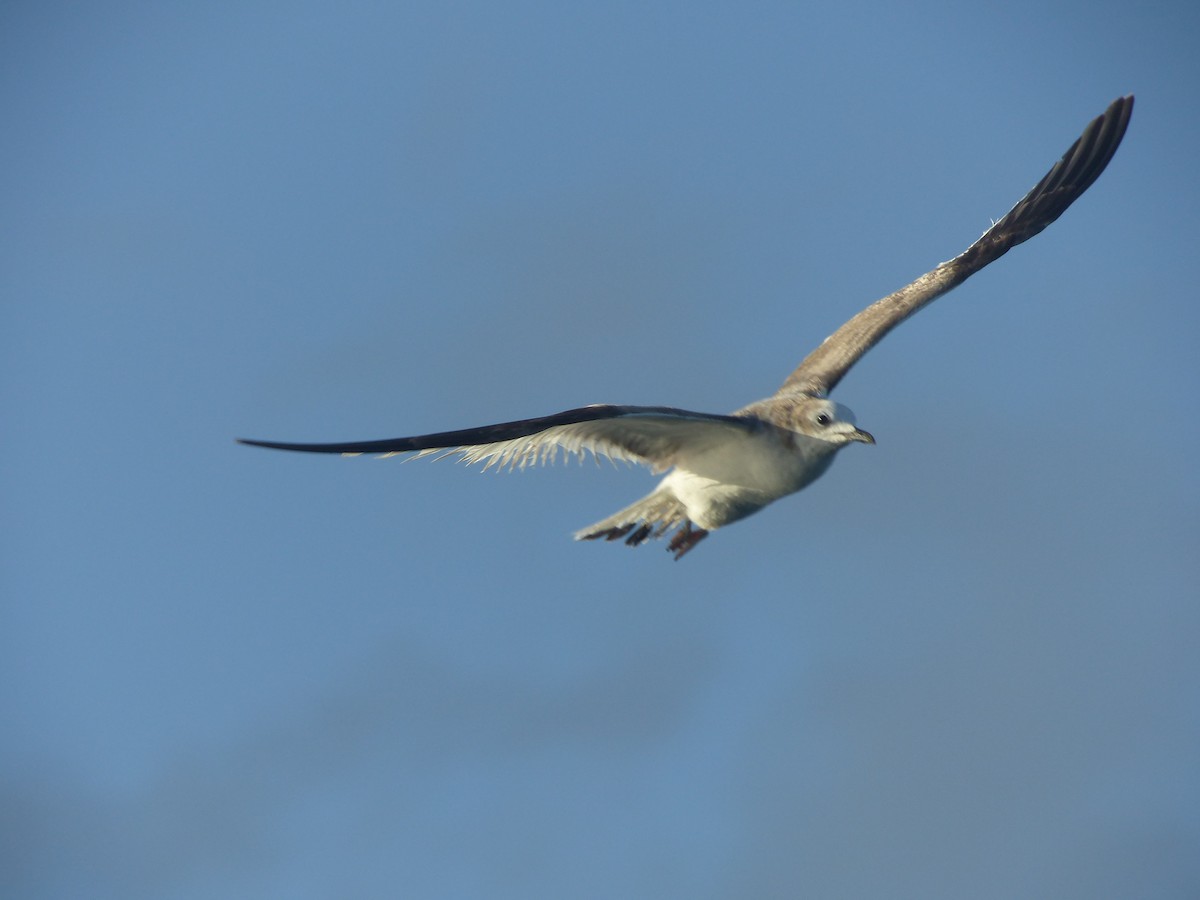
[959,94,1134,270]
[235,437,362,453]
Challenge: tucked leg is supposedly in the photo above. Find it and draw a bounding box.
[667,523,709,560]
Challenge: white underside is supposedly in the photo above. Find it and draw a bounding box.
[659,429,837,529]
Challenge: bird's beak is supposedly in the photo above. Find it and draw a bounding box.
[849,428,875,445]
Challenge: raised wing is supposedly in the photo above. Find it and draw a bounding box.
[238,404,759,472]
[781,95,1133,398]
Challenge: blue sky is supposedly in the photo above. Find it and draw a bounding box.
[3,2,1198,897]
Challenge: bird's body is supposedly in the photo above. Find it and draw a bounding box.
[240,96,1133,558]
[572,396,871,556]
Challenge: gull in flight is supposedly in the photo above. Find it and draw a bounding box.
[240,96,1133,559]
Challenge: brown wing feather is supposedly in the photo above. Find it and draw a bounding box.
[237,404,757,470]
[780,95,1133,398]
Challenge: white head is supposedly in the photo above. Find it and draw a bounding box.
[794,397,875,446]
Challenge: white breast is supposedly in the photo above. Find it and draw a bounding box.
[664,429,838,529]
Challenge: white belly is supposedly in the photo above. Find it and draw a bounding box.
[662,429,837,529]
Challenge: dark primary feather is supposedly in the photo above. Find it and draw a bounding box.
[780,95,1133,398]
[237,404,755,458]
[957,95,1133,271]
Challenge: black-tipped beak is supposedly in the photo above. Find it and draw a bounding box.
[850,428,875,445]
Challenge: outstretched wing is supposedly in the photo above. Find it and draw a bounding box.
[781,95,1133,398]
[238,404,759,472]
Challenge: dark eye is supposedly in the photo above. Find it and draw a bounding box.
[816,413,832,426]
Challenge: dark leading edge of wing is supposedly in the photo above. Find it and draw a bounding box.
[781,95,1133,398]
[236,404,753,455]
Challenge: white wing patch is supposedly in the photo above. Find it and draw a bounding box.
[412,424,660,471]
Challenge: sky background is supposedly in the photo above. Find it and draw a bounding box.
[3,2,1198,897]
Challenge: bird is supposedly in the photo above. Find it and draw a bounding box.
[239,96,1133,560]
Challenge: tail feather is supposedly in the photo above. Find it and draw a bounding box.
[575,490,709,559]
